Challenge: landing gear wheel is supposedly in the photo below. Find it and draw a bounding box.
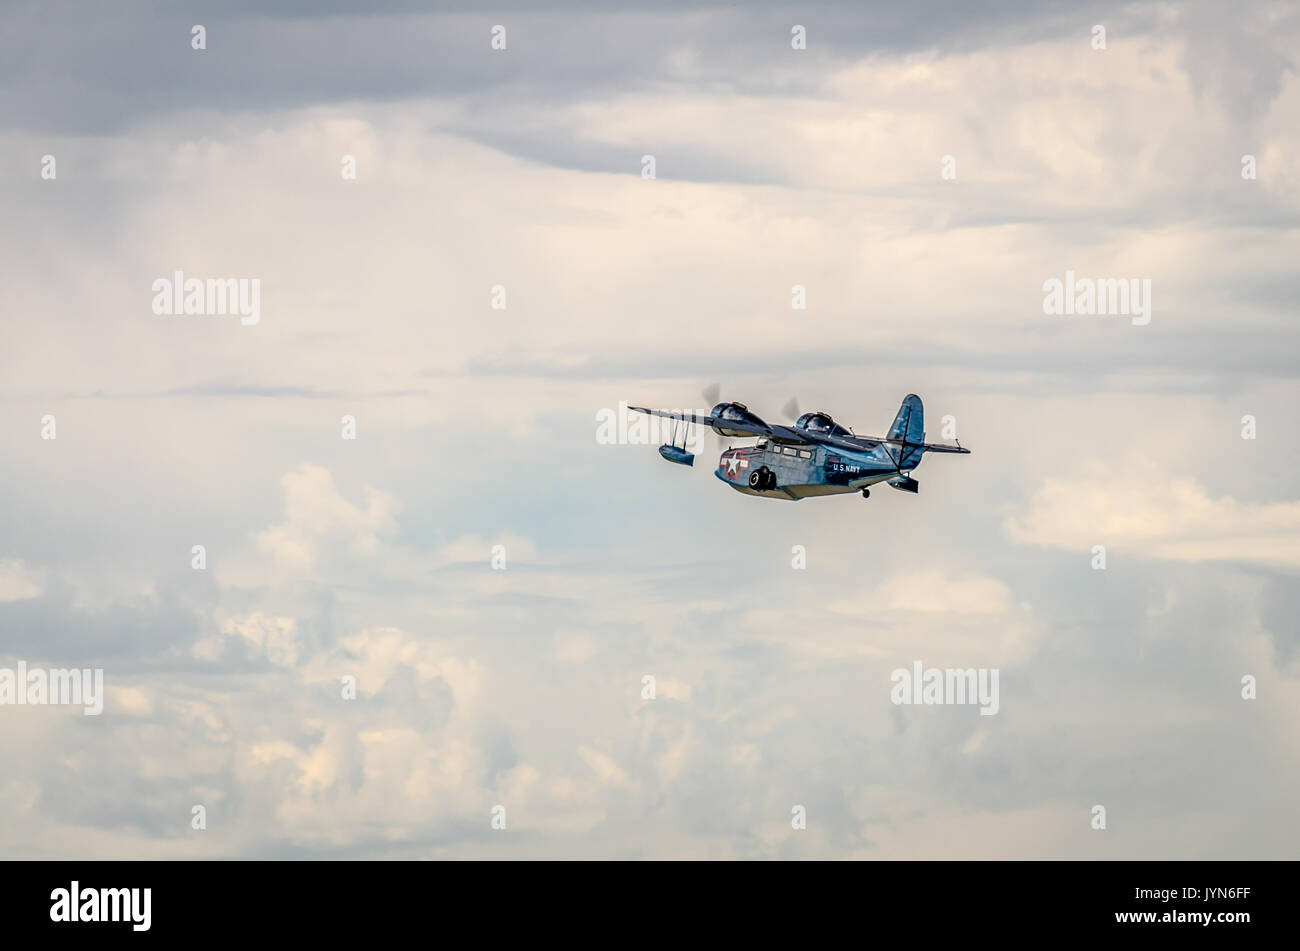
[861,488,871,499]
[749,467,776,491]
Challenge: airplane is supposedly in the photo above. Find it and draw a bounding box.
[628,394,969,501]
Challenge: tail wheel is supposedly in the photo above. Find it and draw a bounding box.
[861,488,871,499]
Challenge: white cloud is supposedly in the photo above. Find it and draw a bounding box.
[299,626,481,708]
[106,685,153,717]
[221,612,303,667]
[255,464,398,579]
[1006,462,1300,571]
[554,632,597,664]
[579,746,632,788]
[853,570,1017,615]
[0,560,42,602]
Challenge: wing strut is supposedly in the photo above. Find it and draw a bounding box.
[658,414,696,467]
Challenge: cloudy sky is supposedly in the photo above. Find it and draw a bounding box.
[1,0,1298,858]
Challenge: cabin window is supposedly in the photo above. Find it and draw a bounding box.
[798,450,812,459]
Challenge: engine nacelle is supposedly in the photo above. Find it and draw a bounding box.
[888,475,919,494]
[709,401,767,436]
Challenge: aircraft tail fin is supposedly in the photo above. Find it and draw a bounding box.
[887,394,925,470]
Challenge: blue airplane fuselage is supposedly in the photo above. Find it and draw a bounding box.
[715,439,909,500]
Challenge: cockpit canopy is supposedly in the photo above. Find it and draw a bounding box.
[794,411,852,438]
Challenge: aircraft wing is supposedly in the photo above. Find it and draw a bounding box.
[627,407,725,428]
[795,430,971,455]
[626,405,968,454]
[801,430,882,453]
[629,406,818,445]
[828,433,970,452]
[766,424,825,445]
[627,405,774,440]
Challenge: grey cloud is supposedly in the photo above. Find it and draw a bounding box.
[0,0,1150,135]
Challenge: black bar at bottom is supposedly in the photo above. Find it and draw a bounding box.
[0,859,1286,939]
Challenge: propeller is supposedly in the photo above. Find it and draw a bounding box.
[701,385,803,445]
[700,383,730,449]
[780,394,859,435]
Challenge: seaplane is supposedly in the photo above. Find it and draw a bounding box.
[629,394,969,501]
